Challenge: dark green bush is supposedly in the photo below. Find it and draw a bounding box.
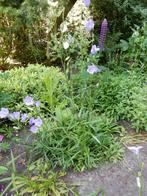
[0,0,48,66]
[119,23,147,72]
[91,0,147,38]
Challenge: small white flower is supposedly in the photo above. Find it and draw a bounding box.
[60,23,68,33]
[127,146,143,155]
[136,177,141,188]
[63,42,69,49]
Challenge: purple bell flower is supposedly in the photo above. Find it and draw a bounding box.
[23,96,34,106]
[9,112,20,121]
[87,64,102,74]
[83,0,90,7]
[21,113,28,122]
[34,118,42,127]
[85,19,95,32]
[35,101,41,107]
[30,125,39,133]
[90,45,100,55]
[29,117,35,126]
[29,117,42,127]
[0,108,9,118]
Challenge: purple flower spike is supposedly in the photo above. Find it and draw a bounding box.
[30,125,39,133]
[0,108,9,118]
[83,0,90,7]
[90,45,100,55]
[35,101,41,107]
[87,64,102,74]
[23,96,34,106]
[21,114,28,122]
[0,135,4,142]
[99,18,108,50]
[85,19,94,32]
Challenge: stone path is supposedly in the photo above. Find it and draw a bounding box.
[65,143,147,196]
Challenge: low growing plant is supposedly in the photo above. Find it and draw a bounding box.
[0,153,73,196]
[32,109,122,171]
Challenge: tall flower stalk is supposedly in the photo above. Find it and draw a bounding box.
[99,18,108,50]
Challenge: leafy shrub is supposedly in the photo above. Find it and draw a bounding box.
[0,92,15,108]
[130,84,147,131]
[72,70,147,131]
[48,30,91,71]
[119,23,147,72]
[94,71,143,118]
[0,64,68,109]
[32,109,122,171]
[0,0,49,66]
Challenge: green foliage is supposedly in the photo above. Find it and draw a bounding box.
[0,124,14,138]
[72,70,147,131]
[14,160,74,196]
[0,141,10,153]
[48,30,91,73]
[1,157,75,196]
[33,110,122,171]
[0,0,48,66]
[93,71,143,118]
[130,84,147,131]
[119,23,147,72]
[91,0,147,38]
[0,64,68,109]
[0,166,8,175]
[0,0,79,67]
[0,92,15,108]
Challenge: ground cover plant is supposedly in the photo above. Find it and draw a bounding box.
[0,0,147,195]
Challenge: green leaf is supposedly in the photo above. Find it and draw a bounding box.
[120,39,129,51]
[0,166,8,175]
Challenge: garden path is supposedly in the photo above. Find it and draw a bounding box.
[65,141,147,196]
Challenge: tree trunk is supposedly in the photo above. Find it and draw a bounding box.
[54,0,77,32]
[46,0,77,59]
[48,0,77,41]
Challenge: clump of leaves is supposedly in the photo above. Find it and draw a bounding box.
[0,154,75,196]
[0,92,15,109]
[72,70,147,131]
[130,84,147,131]
[0,142,10,153]
[32,109,122,171]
